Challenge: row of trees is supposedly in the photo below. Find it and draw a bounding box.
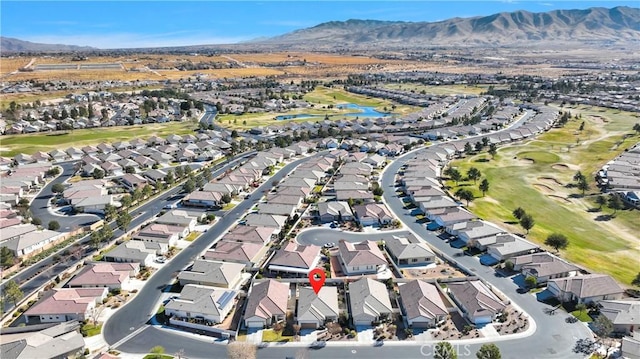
[446,166,490,206]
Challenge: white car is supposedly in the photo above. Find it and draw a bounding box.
[155,256,166,263]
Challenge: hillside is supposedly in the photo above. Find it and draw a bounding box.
[0,37,96,53]
[258,6,640,49]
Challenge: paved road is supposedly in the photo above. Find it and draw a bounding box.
[377,131,592,358]
[1,153,255,316]
[103,152,325,348]
[30,161,101,231]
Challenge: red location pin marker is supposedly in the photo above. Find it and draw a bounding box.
[308,268,326,295]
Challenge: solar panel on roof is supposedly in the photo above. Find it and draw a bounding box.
[216,291,235,308]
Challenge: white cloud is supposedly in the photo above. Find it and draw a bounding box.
[539,2,554,6]
[20,31,253,49]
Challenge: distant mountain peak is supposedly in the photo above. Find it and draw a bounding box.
[257,6,640,49]
[1,36,96,53]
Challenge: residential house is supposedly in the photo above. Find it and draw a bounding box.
[317,201,354,223]
[457,221,505,246]
[353,203,394,226]
[155,210,201,232]
[103,240,162,267]
[268,242,321,276]
[183,190,223,209]
[66,262,139,290]
[511,252,579,284]
[165,284,238,325]
[178,259,245,289]
[244,213,287,230]
[222,225,276,245]
[385,234,435,266]
[256,203,297,218]
[447,280,506,325]
[399,280,448,328]
[486,235,538,260]
[0,321,86,359]
[348,278,393,326]
[548,274,624,304]
[598,300,640,335]
[297,286,339,329]
[204,241,264,265]
[337,240,387,275]
[133,223,186,247]
[244,279,289,328]
[24,288,108,324]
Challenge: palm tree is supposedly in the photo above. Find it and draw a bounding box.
[479,178,490,196]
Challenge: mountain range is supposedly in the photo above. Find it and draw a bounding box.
[1,6,639,53]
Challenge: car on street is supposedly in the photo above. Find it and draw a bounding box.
[155,256,166,263]
[323,242,335,248]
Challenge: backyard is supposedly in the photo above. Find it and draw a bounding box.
[445,105,640,285]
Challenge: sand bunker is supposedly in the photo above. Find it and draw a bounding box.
[538,176,563,186]
[519,158,535,165]
[549,195,571,203]
[551,164,569,171]
[533,183,554,194]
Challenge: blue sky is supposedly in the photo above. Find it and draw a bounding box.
[1,1,636,48]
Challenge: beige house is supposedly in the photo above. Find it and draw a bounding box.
[244,280,289,328]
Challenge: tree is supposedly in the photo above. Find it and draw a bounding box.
[524,275,537,288]
[512,207,526,220]
[31,217,42,226]
[545,233,569,251]
[48,221,60,231]
[165,171,175,185]
[504,260,514,271]
[454,188,474,206]
[99,226,113,242]
[183,179,196,193]
[3,280,23,307]
[488,144,497,159]
[479,178,490,196]
[174,166,184,178]
[92,168,105,179]
[116,212,132,232]
[595,195,607,210]
[608,195,624,215]
[592,314,614,339]
[1,247,15,268]
[148,346,166,359]
[142,184,153,198]
[631,272,640,287]
[104,204,117,222]
[467,167,481,183]
[476,343,501,359]
[445,167,462,185]
[575,303,587,316]
[576,179,589,195]
[520,214,535,234]
[221,194,232,204]
[372,185,384,196]
[434,341,458,359]
[124,166,136,174]
[227,342,257,359]
[464,142,473,154]
[121,194,132,208]
[634,123,640,134]
[90,231,102,249]
[573,171,586,183]
[51,183,65,194]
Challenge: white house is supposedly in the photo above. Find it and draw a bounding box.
[165,284,238,324]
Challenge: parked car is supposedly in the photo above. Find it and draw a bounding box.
[155,256,166,263]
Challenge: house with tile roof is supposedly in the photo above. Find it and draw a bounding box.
[337,240,387,275]
[399,280,449,328]
[0,321,86,359]
[598,300,640,335]
[203,241,264,265]
[24,288,108,324]
[510,252,579,284]
[297,286,339,329]
[353,203,394,227]
[244,279,289,328]
[447,280,506,325]
[165,284,238,325]
[222,225,276,245]
[66,262,139,290]
[385,234,435,266]
[548,274,624,304]
[268,242,321,276]
[348,278,392,326]
[178,259,245,289]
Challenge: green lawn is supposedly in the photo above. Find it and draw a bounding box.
[0,121,198,157]
[81,323,102,337]
[445,107,640,285]
[261,329,294,342]
[222,202,237,211]
[143,355,173,359]
[570,310,593,323]
[216,86,418,130]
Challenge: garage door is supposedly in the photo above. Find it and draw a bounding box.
[246,320,264,328]
[300,321,318,329]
